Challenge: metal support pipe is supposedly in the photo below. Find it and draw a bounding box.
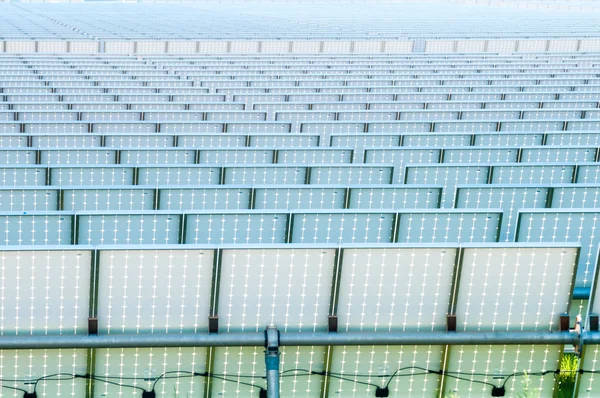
[573,286,591,300]
[0,330,588,349]
[279,330,581,346]
[0,332,266,349]
[265,325,280,398]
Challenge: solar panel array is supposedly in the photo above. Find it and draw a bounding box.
[0,1,599,397]
[0,50,594,398]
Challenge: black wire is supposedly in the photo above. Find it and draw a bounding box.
[387,371,434,388]
[327,366,436,378]
[209,374,265,391]
[443,373,497,389]
[384,367,428,388]
[34,373,78,392]
[280,373,313,378]
[327,373,380,389]
[88,375,148,392]
[151,371,197,391]
[5,366,600,395]
[280,368,314,375]
[501,370,553,388]
[0,384,28,394]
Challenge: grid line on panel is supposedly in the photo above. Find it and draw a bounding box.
[516,210,597,289]
[336,248,457,333]
[0,250,90,336]
[101,249,211,335]
[220,248,333,333]
[97,346,205,397]
[458,247,577,333]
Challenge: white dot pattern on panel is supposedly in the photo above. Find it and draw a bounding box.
[101,249,211,334]
[520,212,596,288]
[0,251,89,335]
[214,346,263,397]
[0,348,86,397]
[97,347,205,398]
[459,247,575,332]
[581,345,600,396]
[449,345,555,397]
[221,248,334,333]
[331,345,443,397]
[337,248,456,332]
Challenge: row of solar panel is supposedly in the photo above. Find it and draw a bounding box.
[0,181,596,247]
[0,343,569,398]
[6,71,597,80]
[4,81,600,91]
[4,77,600,85]
[0,209,502,246]
[5,66,599,75]
[0,209,597,285]
[5,86,600,96]
[4,130,600,148]
[2,120,600,134]
[4,67,600,74]
[0,182,594,207]
[4,61,599,68]
[4,70,600,78]
[9,57,595,63]
[6,92,600,102]
[1,183,598,215]
[2,99,600,110]
[2,59,595,67]
[5,81,600,92]
[0,146,596,166]
[4,66,598,73]
[1,162,598,186]
[0,244,578,333]
[5,52,598,58]
[2,109,600,121]
[0,244,581,397]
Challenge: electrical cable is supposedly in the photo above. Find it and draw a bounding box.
[87,375,148,393]
[500,370,553,389]
[326,373,381,389]
[4,365,600,397]
[150,371,198,392]
[209,374,265,390]
[0,384,28,394]
[442,372,498,389]
[33,373,77,393]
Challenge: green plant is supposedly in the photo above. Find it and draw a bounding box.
[444,392,460,398]
[515,372,541,398]
[556,353,579,398]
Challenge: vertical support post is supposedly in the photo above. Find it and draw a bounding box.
[265,325,280,398]
[85,249,101,398]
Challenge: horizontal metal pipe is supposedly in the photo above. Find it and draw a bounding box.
[0,331,585,349]
[280,331,580,346]
[573,286,591,300]
[581,331,600,345]
[0,333,266,349]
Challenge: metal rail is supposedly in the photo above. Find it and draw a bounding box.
[0,329,585,348]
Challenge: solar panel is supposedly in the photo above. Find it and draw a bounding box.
[0,35,599,398]
[455,185,550,242]
[445,245,578,397]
